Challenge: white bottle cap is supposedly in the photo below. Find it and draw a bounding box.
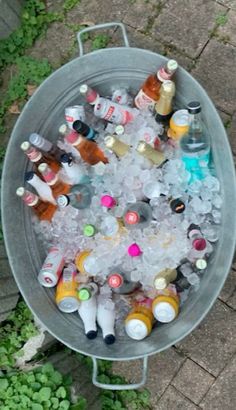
[21,141,30,151]
[167,59,178,72]
[16,187,25,197]
[79,84,88,94]
[195,258,207,270]
[115,125,124,135]
[125,318,149,340]
[59,124,68,135]
[104,135,116,148]
[154,277,167,290]
[153,301,176,323]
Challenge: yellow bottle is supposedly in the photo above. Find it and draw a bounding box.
[152,294,179,323]
[125,298,155,340]
[136,141,166,166]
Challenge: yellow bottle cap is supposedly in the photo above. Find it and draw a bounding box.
[125,313,152,340]
[152,295,179,323]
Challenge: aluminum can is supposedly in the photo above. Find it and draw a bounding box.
[38,247,65,287]
[65,105,86,129]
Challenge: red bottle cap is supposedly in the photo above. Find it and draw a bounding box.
[125,211,140,225]
[192,238,207,251]
[108,273,123,288]
[101,195,116,208]
[128,243,142,257]
[65,131,79,144]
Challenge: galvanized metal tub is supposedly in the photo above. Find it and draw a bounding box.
[2,23,236,389]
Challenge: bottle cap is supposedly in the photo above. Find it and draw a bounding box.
[108,273,123,288]
[128,243,142,257]
[170,198,185,213]
[154,277,168,290]
[57,195,70,207]
[101,195,116,208]
[104,135,116,148]
[86,330,98,340]
[104,334,116,345]
[16,187,25,197]
[59,124,68,135]
[60,153,73,164]
[195,258,207,270]
[124,211,140,225]
[125,313,152,340]
[78,287,92,301]
[152,295,179,323]
[192,238,207,251]
[187,101,201,114]
[25,171,35,182]
[136,141,147,153]
[83,224,96,237]
[115,125,124,135]
[167,59,178,72]
[79,84,88,94]
[73,120,84,133]
[20,141,30,151]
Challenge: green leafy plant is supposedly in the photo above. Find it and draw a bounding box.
[0,363,87,409]
[0,300,39,370]
[63,0,81,12]
[92,34,110,51]
[215,13,228,26]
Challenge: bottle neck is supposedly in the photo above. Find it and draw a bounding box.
[189,113,203,136]
[27,147,42,162]
[23,191,39,207]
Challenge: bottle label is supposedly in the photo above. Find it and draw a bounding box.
[135,89,155,110]
[24,191,38,206]
[27,147,42,162]
[39,247,65,285]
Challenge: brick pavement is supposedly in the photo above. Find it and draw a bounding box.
[1,0,236,408]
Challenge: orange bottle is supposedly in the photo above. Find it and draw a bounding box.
[38,163,71,198]
[65,131,108,165]
[134,59,178,110]
[16,187,57,221]
[21,141,61,173]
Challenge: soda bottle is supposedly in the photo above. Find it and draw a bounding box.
[152,292,179,323]
[38,247,65,287]
[77,282,98,301]
[136,141,166,166]
[167,109,189,141]
[65,132,108,165]
[180,101,211,180]
[154,80,175,125]
[38,163,71,199]
[56,266,79,313]
[104,135,130,157]
[125,297,155,340]
[134,59,178,110]
[78,295,98,339]
[73,119,97,141]
[79,84,100,105]
[123,201,152,230]
[21,141,61,173]
[107,267,140,294]
[29,133,67,162]
[25,171,56,204]
[56,183,93,210]
[94,97,136,125]
[97,297,116,344]
[59,153,90,185]
[16,187,57,221]
[153,268,177,290]
[65,105,86,128]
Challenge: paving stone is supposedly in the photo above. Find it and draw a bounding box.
[0,277,18,297]
[217,9,236,46]
[227,115,236,157]
[227,289,236,309]
[123,0,163,32]
[192,39,236,114]
[216,0,236,10]
[156,385,199,410]
[176,299,236,376]
[152,0,225,58]
[112,348,185,407]
[219,268,236,302]
[171,358,215,404]
[0,258,12,279]
[200,353,236,410]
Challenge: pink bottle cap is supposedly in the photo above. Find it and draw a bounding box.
[192,238,207,251]
[125,211,140,225]
[128,243,142,257]
[108,273,123,288]
[65,131,79,144]
[101,195,116,208]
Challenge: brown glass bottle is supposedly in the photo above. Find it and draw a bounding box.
[16,187,57,221]
[38,163,71,198]
[29,133,66,162]
[21,141,61,173]
[65,132,108,165]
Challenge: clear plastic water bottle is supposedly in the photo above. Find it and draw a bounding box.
[180,101,210,180]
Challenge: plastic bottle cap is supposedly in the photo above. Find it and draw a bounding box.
[21,141,30,151]
[83,224,96,237]
[115,125,124,135]
[86,330,97,340]
[128,243,142,257]
[187,101,201,114]
[192,238,207,251]
[60,153,72,164]
[59,124,67,135]
[65,131,79,144]
[79,84,88,94]
[104,334,116,345]
[16,187,25,197]
[137,141,146,153]
[170,199,185,213]
[57,195,70,207]
[108,273,123,288]
[125,318,149,340]
[154,277,167,290]
[25,171,35,182]
[195,259,207,270]
[38,163,48,173]
[78,288,91,301]
[101,195,116,208]
[124,211,140,225]
[167,59,178,71]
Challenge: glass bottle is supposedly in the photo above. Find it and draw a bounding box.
[38,163,71,199]
[29,133,67,162]
[21,141,61,173]
[79,84,100,105]
[56,183,93,210]
[136,141,166,166]
[104,135,130,157]
[107,267,140,294]
[180,101,211,180]
[16,187,57,221]
[134,59,178,110]
[123,201,152,230]
[153,268,177,290]
[73,119,97,140]
[154,80,175,124]
[65,133,108,165]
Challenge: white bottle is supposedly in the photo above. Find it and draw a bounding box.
[60,153,90,185]
[25,171,56,204]
[78,296,97,339]
[97,297,116,345]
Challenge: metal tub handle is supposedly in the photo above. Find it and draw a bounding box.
[92,356,148,390]
[77,22,130,56]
